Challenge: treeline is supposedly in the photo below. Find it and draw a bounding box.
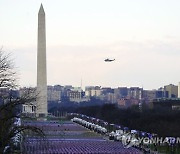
[49,99,180,137]
[48,97,105,113]
[75,104,180,137]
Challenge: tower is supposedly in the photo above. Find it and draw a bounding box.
[36,4,47,117]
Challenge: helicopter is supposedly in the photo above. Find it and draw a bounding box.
[104,58,115,62]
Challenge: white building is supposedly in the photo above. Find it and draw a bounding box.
[85,86,102,97]
[68,87,89,103]
[19,87,36,116]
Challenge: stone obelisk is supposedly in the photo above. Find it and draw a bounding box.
[37,4,47,117]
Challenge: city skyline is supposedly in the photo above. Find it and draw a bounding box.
[1,0,180,89]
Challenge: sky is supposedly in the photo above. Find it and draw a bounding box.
[0,0,180,90]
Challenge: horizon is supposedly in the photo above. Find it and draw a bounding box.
[18,83,177,91]
[1,0,180,89]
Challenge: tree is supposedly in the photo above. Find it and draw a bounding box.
[0,50,44,153]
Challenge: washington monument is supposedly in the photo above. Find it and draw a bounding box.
[36,4,47,117]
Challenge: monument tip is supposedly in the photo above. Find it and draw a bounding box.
[39,3,45,14]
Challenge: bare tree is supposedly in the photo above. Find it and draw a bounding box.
[0,50,17,88]
[0,50,44,153]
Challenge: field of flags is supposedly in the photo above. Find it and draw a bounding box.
[22,116,142,154]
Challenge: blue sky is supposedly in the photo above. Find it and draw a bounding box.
[0,0,180,89]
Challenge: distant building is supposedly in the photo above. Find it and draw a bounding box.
[101,87,114,95]
[107,93,116,104]
[119,87,128,97]
[53,85,63,91]
[85,86,102,97]
[91,89,102,97]
[61,85,73,97]
[157,87,169,98]
[143,88,169,103]
[164,84,178,98]
[47,85,61,102]
[20,87,36,116]
[67,87,89,103]
[22,105,36,115]
[117,98,139,108]
[143,90,156,101]
[114,87,128,100]
[117,98,131,107]
[64,85,73,89]
[128,87,143,99]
